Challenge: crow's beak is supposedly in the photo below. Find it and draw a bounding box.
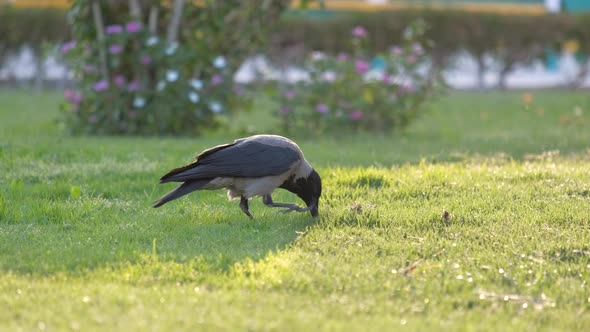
[310,206,319,217]
[308,198,319,218]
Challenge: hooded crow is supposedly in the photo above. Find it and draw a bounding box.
[153,134,322,218]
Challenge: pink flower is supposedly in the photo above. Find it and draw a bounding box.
[355,60,370,74]
[233,85,246,96]
[93,80,109,92]
[64,89,74,100]
[407,54,417,64]
[413,43,424,56]
[109,44,124,55]
[283,90,296,100]
[141,55,152,65]
[127,80,140,92]
[322,71,337,82]
[390,46,403,55]
[105,25,123,34]
[398,82,416,95]
[337,53,350,61]
[114,75,126,87]
[352,26,367,38]
[316,103,329,114]
[126,21,142,33]
[64,89,82,104]
[62,40,76,54]
[280,106,290,114]
[350,110,363,121]
[82,64,95,74]
[383,74,393,85]
[211,75,223,85]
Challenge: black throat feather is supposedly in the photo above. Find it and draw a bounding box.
[279,170,320,204]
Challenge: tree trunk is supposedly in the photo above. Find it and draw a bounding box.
[475,54,486,90]
[148,5,159,34]
[497,63,513,90]
[129,0,141,19]
[32,46,44,91]
[167,0,184,44]
[431,50,448,72]
[91,1,109,81]
[569,57,589,89]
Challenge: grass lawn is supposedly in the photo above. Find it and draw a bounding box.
[1,89,589,331]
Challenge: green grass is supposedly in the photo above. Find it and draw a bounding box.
[1,89,589,331]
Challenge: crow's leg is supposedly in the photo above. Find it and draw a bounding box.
[239,196,254,219]
[262,194,310,214]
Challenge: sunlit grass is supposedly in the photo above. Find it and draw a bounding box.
[0,89,589,330]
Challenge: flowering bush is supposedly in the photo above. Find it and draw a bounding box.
[277,20,445,135]
[61,0,289,136]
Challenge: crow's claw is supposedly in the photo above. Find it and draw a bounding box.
[278,205,309,214]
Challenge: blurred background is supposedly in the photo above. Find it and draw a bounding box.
[1,0,589,137]
[2,0,590,90]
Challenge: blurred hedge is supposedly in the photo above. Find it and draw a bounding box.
[0,5,70,87]
[0,5,70,57]
[272,10,590,88]
[274,10,578,54]
[2,6,590,58]
[2,6,590,88]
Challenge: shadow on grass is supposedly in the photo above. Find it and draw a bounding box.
[0,200,316,276]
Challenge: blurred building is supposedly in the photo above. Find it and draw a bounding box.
[294,0,590,13]
[2,0,68,7]
[3,0,590,13]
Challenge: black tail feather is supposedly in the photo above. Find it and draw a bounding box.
[153,179,211,208]
[159,162,199,183]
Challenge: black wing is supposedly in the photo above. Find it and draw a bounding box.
[160,140,300,183]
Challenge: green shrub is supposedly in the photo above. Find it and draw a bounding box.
[61,0,289,136]
[275,20,445,135]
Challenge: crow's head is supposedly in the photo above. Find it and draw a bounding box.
[283,169,321,217]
